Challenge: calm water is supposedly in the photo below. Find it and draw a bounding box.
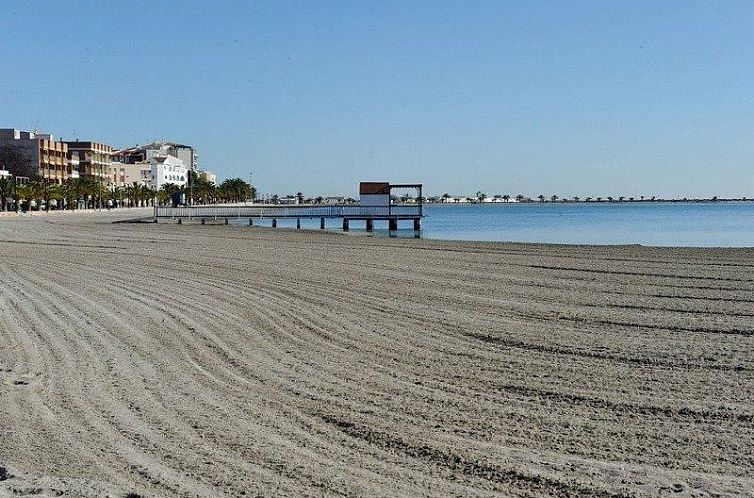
[239,202,754,247]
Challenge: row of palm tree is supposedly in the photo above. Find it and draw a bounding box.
[0,177,132,212]
[431,193,666,203]
[185,174,256,205]
[0,175,258,212]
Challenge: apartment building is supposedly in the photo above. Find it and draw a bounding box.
[63,141,113,183]
[109,161,151,188]
[114,141,198,171]
[0,128,72,183]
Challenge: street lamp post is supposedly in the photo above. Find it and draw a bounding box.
[248,172,253,205]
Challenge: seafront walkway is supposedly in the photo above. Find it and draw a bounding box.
[0,207,154,218]
[154,204,423,231]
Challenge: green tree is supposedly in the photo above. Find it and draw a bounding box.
[0,176,15,211]
[217,178,254,203]
[15,182,32,211]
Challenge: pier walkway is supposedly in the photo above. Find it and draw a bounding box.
[154,204,423,231]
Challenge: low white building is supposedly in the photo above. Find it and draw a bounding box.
[150,154,187,190]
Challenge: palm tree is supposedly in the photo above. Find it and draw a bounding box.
[112,186,125,208]
[217,178,253,203]
[41,180,60,211]
[550,194,559,203]
[441,193,451,203]
[25,179,46,210]
[15,182,35,211]
[515,194,524,202]
[0,176,14,211]
[158,183,180,206]
[537,194,545,203]
[572,196,580,202]
[476,191,487,203]
[139,184,155,207]
[502,194,510,202]
[157,189,171,206]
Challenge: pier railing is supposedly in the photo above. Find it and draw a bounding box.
[154,204,422,220]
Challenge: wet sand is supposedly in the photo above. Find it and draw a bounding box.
[0,211,752,497]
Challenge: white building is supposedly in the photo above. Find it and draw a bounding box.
[150,154,187,189]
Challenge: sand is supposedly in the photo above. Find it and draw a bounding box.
[0,211,752,497]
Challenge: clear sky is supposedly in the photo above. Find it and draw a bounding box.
[1,1,753,198]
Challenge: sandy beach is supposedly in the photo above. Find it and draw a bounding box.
[0,211,752,497]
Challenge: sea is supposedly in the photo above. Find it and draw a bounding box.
[252,202,754,247]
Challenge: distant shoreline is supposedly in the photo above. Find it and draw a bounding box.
[424,198,752,205]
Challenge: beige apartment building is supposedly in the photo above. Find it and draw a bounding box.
[63,141,113,184]
[109,161,152,188]
[0,128,72,183]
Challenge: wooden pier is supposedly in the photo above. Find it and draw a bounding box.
[153,203,423,231]
[155,182,424,231]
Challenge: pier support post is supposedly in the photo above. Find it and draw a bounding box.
[296,218,301,229]
[413,218,421,231]
[177,218,182,225]
[272,219,277,228]
[225,219,229,225]
[389,218,398,231]
[201,218,205,225]
[320,217,325,230]
[248,218,253,226]
[342,218,349,231]
[366,219,373,231]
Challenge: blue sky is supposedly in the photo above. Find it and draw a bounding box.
[1,1,753,197]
